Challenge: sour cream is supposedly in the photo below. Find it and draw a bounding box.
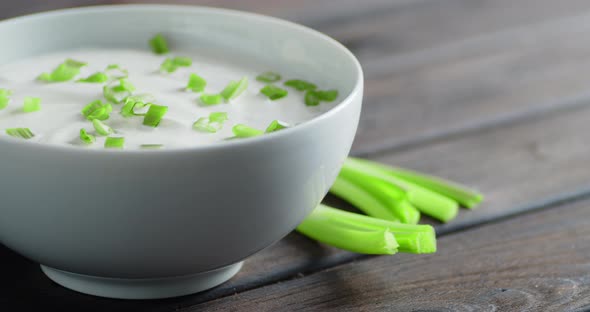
[0,49,336,149]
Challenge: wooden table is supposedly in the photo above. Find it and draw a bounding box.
[3,1,590,311]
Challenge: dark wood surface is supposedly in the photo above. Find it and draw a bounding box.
[2,1,590,311]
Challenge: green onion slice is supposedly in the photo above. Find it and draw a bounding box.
[5,128,34,139]
[232,124,263,138]
[121,94,154,117]
[79,129,95,144]
[260,85,288,100]
[220,77,248,101]
[81,100,112,121]
[22,97,41,113]
[149,34,169,55]
[256,71,282,83]
[193,117,217,133]
[193,112,229,133]
[77,72,108,83]
[186,73,207,92]
[0,89,11,110]
[265,120,289,133]
[160,57,193,73]
[105,64,129,80]
[92,119,114,136]
[305,89,339,106]
[104,137,124,149]
[284,79,317,91]
[305,90,320,106]
[199,93,223,106]
[316,89,338,101]
[142,104,168,127]
[38,59,87,83]
[104,78,134,104]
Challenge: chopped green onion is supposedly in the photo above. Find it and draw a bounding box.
[333,167,421,224]
[199,93,223,106]
[232,124,263,138]
[37,59,87,82]
[193,112,228,133]
[149,34,169,55]
[64,59,87,68]
[92,119,114,136]
[104,78,134,104]
[5,128,34,139]
[79,129,95,144]
[160,57,192,73]
[256,71,281,83]
[265,120,289,133]
[81,100,112,121]
[142,104,168,127]
[284,79,317,91]
[186,73,207,92]
[0,89,12,110]
[77,72,108,83]
[342,158,459,222]
[105,64,129,80]
[104,137,124,149]
[260,85,288,100]
[160,58,176,73]
[297,210,399,255]
[193,117,217,133]
[305,90,320,106]
[346,157,484,209]
[140,144,163,149]
[304,205,437,254]
[173,57,192,67]
[22,97,41,113]
[315,89,338,101]
[111,78,135,93]
[121,95,153,117]
[305,89,339,106]
[209,112,228,123]
[220,77,248,101]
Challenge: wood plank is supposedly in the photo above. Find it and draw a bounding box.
[0,0,114,19]
[194,198,590,312]
[6,85,590,311]
[354,12,590,154]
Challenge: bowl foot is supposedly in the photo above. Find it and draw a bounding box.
[40,262,243,299]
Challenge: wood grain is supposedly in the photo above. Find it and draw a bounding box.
[194,198,590,312]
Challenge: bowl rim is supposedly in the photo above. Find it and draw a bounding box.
[0,4,363,155]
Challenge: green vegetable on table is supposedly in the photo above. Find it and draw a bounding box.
[296,157,483,255]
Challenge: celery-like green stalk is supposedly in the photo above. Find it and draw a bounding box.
[342,158,459,222]
[337,167,421,224]
[347,157,483,208]
[297,213,399,255]
[312,205,436,253]
[330,176,401,222]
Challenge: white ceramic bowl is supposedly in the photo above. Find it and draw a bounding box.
[0,5,362,299]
